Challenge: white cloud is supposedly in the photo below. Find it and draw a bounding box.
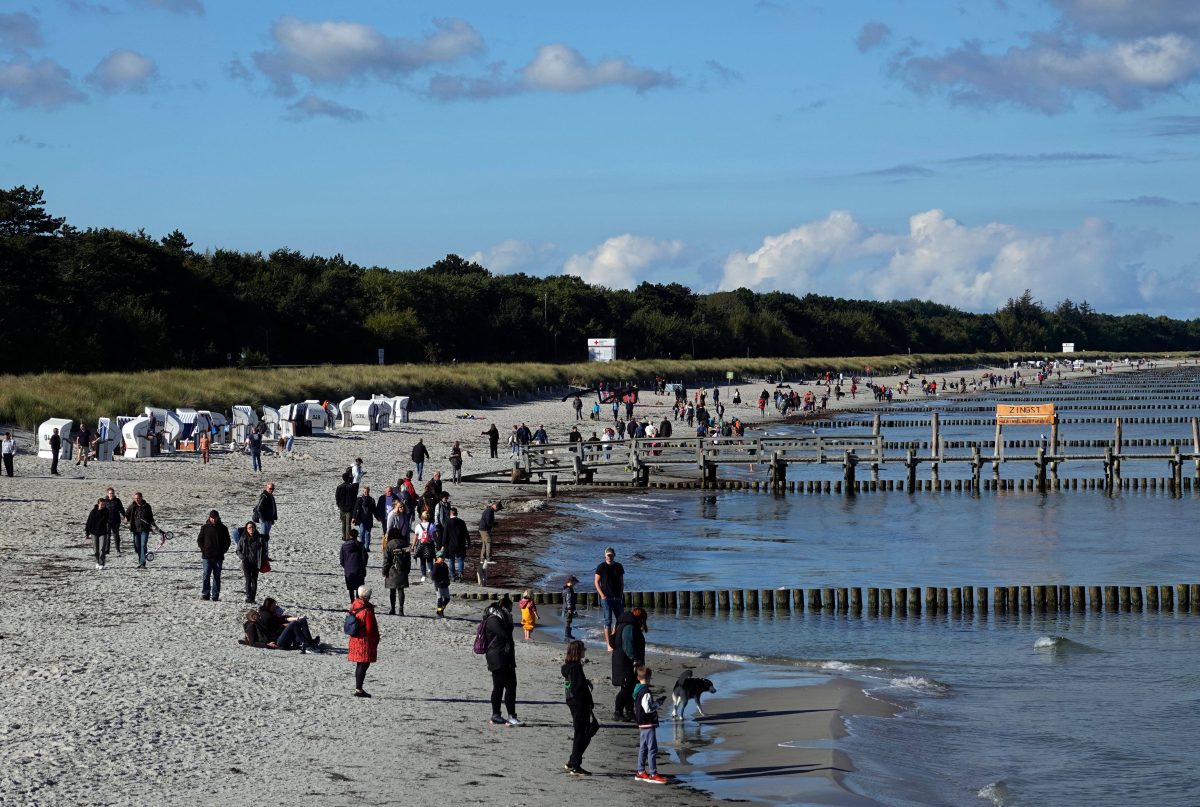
[0,56,85,108]
[0,12,43,50]
[563,235,684,289]
[285,93,366,122]
[428,43,677,100]
[467,240,558,274]
[87,49,156,94]
[720,209,1159,312]
[254,16,483,96]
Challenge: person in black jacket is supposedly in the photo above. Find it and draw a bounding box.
[340,530,367,604]
[411,438,430,481]
[104,487,126,555]
[49,428,61,475]
[254,483,278,555]
[483,596,523,726]
[236,521,266,604]
[444,507,470,582]
[198,509,232,602]
[352,486,376,554]
[381,527,410,616]
[335,469,358,540]
[562,640,598,775]
[126,491,157,569]
[482,424,499,459]
[610,607,647,722]
[85,498,109,570]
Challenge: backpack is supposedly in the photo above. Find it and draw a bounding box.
[472,616,490,654]
[344,606,364,637]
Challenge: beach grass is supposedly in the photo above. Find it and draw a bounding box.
[1,350,1192,430]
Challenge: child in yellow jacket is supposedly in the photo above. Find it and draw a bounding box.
[518,589,539,640]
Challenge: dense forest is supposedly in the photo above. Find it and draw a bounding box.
[2,184,1198,374]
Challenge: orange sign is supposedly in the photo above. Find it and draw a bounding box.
[996,404,1056,425]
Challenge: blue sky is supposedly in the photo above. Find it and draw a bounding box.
[3,0,1199,315]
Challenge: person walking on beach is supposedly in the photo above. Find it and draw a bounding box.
[562,575,579,641]
[335,469,358,540]
[245,429,264,471]
[611,608,647,722]
[353,485,376,554]
[199,431,211,464]
[444,507,469,582]
[86,498,110,570]
[236,520,266,603]
[562,640,598,776]
[449,441,464,484]
[75,421,92,467]
[341,530,367,604]
[477,500,501,583]
[411,439,430,481]
[347,585,380,698]
[518,589,539,640]
[432,551,451,618]
[48,427,61,475]
[572,395,583,420]
[594,547,625,650]
[482,424,499,459]
[411,509,437,583]
[351,457,364,484]
[198,510,231,602]
[632,665,667,784]
[483,595,524,726]
[253,482,277,556]
[533,424,548,444]
[126,491,157,569]
[381,524,410,616]
[2,431,16,477]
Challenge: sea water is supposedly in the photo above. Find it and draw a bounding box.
[536,371,1200,805]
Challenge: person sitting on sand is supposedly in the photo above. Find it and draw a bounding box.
[242,597,320,652]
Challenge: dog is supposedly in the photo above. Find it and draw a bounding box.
[671,670,716,719]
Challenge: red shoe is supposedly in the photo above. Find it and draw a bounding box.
[634,772,649,782]
[645,774,668,785]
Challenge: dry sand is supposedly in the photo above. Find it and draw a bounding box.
[0,359,1164,806]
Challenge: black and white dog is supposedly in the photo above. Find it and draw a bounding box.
[671,670,716,719]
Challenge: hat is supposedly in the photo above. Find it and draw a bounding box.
[604,547,616,556]
[208,509,220,518]
[436,550,445,558]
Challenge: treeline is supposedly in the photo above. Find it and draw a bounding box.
[2,184,1199,374]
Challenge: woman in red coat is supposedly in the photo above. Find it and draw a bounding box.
[348,585,380,698]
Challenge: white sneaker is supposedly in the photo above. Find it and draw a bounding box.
[506,715,525,727]
[418,576,426,583]
[95,563,100,570]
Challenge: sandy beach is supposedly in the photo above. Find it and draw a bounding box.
[0,359,1160,806]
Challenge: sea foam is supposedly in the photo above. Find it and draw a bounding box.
[977,780,1011,806]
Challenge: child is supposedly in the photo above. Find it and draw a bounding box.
[351,457,364,484]
[561,640,598,776]
[633,665,667,784]
[518,589,539,640]
[561,575,579,641]
[431,550,451,618]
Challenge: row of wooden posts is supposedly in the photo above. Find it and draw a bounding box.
[460,584,1200,615]
[574,475,1197,493]
[813,415,1198,428]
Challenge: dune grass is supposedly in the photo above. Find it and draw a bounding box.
[0,350,1191,430]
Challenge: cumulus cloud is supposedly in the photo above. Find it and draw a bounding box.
[856,22,891,53]
[133,0,204,15]
[429,43,677,100]
[892,1,1200,113]
[720,209,1158,312]
[284,93,366,122]
[563,235,685,289]
[0,56,85,108]
[87,49,157,94]
[254,16,483,96]
[468,240,558,275]
[0,12,43,50]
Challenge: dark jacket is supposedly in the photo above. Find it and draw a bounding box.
[254,491,278,523]
[561,660,593,709]
[127,500,156,533]
[85,507,108,537]
[375,493,395,525]
[381,540,410,589]
[352,495,375,526]
[444,517,470,556]
[483,604,515,672]
[340,540,367,579]
[197,521,232,560]
[610,611,644,687]
[431,560,450,587]
[485,424,499,445]
[49,433,61,452]
[411,442,429,463]
[335,480,358,514]
[658,419,672,438]
[237,529,266,567]
[478,507,496,532]
[104,496,126,527]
